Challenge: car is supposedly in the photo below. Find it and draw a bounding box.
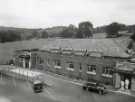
[32,80,44,93]
[82,81,106,95]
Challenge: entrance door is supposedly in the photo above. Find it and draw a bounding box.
[121,73,132,89]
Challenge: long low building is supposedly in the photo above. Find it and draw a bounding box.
[13,38,135,91]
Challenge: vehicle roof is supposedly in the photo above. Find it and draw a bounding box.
[86,81,97,85]
[33,80,42,84]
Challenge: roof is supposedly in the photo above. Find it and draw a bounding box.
[41,38,129,58]
[116,62,135,72]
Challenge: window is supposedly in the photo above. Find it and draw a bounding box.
[87,65,96,75]
[87,65,96,72]
[54,59,61,66]
[69,62,74,68]
[79,63,82,70]
[102,66,113,78]
[67,62,74,71]
[39,57,44,64]
[47,58,50,65]
[54,59,61,69]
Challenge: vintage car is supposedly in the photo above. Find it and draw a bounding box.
[82,81,107,95]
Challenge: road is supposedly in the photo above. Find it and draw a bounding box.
[0,70,135,102]
[40,72,135,102]
[0,75,58,102]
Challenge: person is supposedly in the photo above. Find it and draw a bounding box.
[125,78,129,90]
[120,80,124,90]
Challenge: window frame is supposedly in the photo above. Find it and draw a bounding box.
[79,63,82,71]
[86,64,96,75]
[66,61,74,71]
[54,59,61,66]
[102,65,113,78]
[87,64,96,72]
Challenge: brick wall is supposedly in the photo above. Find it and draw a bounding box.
[14,50,127,86]
[37,51,125,85]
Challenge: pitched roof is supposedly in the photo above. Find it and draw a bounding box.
[41,38,129,58]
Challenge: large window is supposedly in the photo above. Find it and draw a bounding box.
[87,65,96,72]
[67,62,74,71]
[102,66,113,78]
[79,63,82,71]
[39,57,44,64]
[46,58,50,66]
[87,65,96,75]
[69,62,74,68]
[54,59,61,66]
[54,59,61,69]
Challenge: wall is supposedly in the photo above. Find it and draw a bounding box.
[38,51,123,85]
[14,50,127,86]
[131,77,135,91]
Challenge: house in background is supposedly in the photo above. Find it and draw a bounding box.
[14,38,133,89]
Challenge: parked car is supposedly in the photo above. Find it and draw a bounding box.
[82,81,106,95]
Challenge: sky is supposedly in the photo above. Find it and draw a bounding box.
[0,0,135,28]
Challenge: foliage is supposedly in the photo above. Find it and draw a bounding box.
[76,21,93,38]
[60,24,78,38]
[130,32,135,41]
[40,30,49,38]
[106,22,126,37]
[0,30,21,43]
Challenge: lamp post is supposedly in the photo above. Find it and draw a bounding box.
[23,57,26,68]
[29,52,31,70]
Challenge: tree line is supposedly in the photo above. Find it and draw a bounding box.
[0,21,135,43]
[0,29,48,43]
[0,30,21,43]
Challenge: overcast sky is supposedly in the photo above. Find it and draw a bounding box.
[0,0,135,28]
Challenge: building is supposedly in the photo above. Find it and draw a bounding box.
[14,39,130,87]
[114,61,135,91]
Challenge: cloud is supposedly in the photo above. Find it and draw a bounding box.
[0,0,134,28]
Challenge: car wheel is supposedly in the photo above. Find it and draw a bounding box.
[83,87,87,90]
[88,88,91,91]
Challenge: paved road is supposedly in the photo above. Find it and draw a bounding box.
[0,71,135,102]
[0,75,59,102]
[41,72,135,102]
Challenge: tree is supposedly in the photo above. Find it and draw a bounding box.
[130,32,135,41]
[0,30,21,43]
[41,30,48,38]
[76,21,93,38]
[32,30,39,38]
[60,24,78,38]
[106,22,125,38]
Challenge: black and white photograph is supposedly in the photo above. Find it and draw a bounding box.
[0,0,135,102]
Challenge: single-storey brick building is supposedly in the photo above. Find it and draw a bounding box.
[14,38,135,91]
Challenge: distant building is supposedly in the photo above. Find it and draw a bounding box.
[14,39,132,88]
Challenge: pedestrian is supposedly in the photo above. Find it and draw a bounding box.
[125,78,129,90]
[120,80,124,90]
